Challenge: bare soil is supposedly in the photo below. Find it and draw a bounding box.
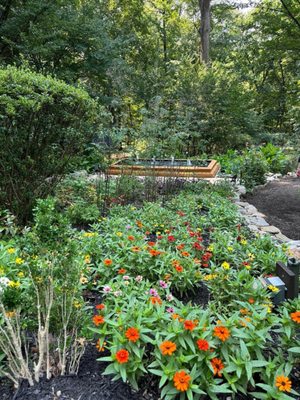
[244,176,300,240]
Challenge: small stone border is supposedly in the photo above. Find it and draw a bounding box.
[234,182,300,260]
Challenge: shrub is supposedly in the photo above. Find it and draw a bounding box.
[0,66,102,223]
[260,143,292,174]
[240,150,268,191]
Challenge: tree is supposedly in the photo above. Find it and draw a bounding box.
[199,0,211,64]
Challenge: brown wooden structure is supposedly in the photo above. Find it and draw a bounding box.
[108,159,220,178]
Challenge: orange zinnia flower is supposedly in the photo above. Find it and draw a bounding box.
[213,326,230,341]
[172,259,180,266]
[149,249,161,256]
[103,259,112,266]
[164,274,172,280]
[115,349,129,364]
[150,296,162,305]
[248,297,255,304]
[211,358,224,377]
[172,313,180,320]
[136,220,143,228]
[184,320,196,331]
[118,268,126,274]
[173,371,191,392]
[196,339,209,351]
[148,241,156,247]
[95,303,105,310]
[125,327,140,342]
[131,246,141,252]
[127,235,135,241]
[93,315,105,326]
[275,376,292,392]
[181,251,190,257]
[175,265,183,272]
[160,341,177,356]
[291,311,300,323]
[176,244,185,250]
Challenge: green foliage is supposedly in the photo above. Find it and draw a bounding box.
[260,143,293,174]
[0,66,101,223]
[240,150,268,191]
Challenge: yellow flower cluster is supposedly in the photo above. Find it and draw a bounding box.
[15,258,24,265]
[7,248,15,254]
[8,281,20,288]
[203,274,217,281]
[221,261,230,270]
[83,232,97,238]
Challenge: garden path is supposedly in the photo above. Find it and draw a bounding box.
[244,176,300,240]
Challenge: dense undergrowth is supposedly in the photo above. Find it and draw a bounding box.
[0,181,299,399]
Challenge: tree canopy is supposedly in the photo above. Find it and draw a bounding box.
[0,0,299,154]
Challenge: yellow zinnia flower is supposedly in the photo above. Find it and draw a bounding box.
[221,261,230,270]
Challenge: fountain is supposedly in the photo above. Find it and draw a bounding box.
[108,157,220,178]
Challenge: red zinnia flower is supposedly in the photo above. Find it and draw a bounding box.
[125,327,140,342]
[118,268,126,274]
[93,315,105,326]
[193,242,203,251]
[168,235,175,242]
[115,349,129,364]
[184,320,196,331]
[196,339,209,351]
[95,303,105,310]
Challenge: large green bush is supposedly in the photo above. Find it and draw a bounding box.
[0,66,101,222]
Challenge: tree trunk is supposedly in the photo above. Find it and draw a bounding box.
[199,0,211,65]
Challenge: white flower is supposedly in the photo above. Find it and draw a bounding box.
[0,277,10,287]
[166,294,174,301]
[103,285,112,293]
[135,275,143,282]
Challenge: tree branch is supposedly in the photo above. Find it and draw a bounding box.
[279,0,300,30]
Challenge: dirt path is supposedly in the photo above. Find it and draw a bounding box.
[244,176,300,240]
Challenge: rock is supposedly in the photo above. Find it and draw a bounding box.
[287,240,300,248]
[247,216,269,227]
[236,184,246,195]
[288,248,300,260]
[248,224,259,232]
[260,226,281,234]
[274,233,291,243]
[235,201,248,207]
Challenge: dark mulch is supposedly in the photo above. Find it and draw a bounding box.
[1,344,274,400]
[244,176,300,240]
[175,282,210,308]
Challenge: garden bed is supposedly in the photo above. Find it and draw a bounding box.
[0,182,299,400]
